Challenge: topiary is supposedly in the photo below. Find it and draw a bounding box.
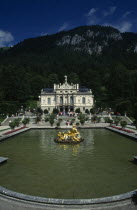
[56,121,60,127]
[9,121,16,130]
[120,120,127,128]
[45,117,49,122]
[49,118,54,126]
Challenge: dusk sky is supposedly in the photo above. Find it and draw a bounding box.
[1,0,137,47]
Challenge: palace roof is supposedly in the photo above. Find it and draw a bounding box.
[43,88,54,93]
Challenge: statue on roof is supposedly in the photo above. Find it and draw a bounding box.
[64,75,67,83]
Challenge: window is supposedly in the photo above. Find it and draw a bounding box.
[65,96,68,103]
[70,96,73,104]
[60,96,63,104]
[48,107,50,111]
[83,107,85,111]
[48,98,51,105]
[82,97,85,104]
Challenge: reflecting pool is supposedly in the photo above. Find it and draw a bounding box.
[0,129,137,199]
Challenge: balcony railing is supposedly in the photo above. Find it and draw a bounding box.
[56,102,74,106]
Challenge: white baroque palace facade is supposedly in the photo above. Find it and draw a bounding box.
[40,76,94,113]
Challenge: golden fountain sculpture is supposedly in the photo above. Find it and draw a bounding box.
[54,125,84,144]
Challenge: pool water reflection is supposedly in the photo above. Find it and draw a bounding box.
[0,129,137,199]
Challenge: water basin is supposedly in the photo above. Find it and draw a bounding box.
[0,129,137,199]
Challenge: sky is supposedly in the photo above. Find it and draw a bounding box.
[1,0,137,47]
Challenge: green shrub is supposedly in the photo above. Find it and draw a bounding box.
[9,121,16,130]
[45,117,49,122]
[44,109,48,114]
[85,117,89,121]
[26,118,30,123]
[36,107,43,115]
[35,116,41,123]
[114,117,121,125]
[78,113,86,125]
[85,109,90,114]
[75,108,80,113]
[120,120,127,128]
[80,119,85,125]
[22,117,30,126]
[78,113,85,120]
[97,117,101,123]
[53,108,59,114]
[50,113,56,120]
[49,118,54,126]
[91,115,98,123]
[56,121,60,127]
[14,118,20,127]
[90,108,95,114]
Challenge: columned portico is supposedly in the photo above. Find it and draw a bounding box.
[40,76,94,113]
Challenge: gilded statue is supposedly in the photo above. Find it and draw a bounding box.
[55,125,84,143]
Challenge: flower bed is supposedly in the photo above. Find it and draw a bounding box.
[3,126,27,135]
[121,128,135,133]
[111,126,135,133]
[111,125,120,129]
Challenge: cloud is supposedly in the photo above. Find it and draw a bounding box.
[103,6,117,17]
[40,32,48,36]
[0,30,14,47]
[119,21,132,32]
[104,21,132,32]
[87,16,100,25]
[85,6,132,32]
[122,11,132,18]
[58,23,69,32]
[86,8,97,16]
[86,8,100,25]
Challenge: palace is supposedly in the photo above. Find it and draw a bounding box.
[40,76,94,113]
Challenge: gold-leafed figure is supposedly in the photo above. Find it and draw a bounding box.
[54,125,84,144]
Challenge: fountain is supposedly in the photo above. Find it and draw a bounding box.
[1,129,137,200]
[54,125,84,143]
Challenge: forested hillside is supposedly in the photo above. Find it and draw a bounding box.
[0,25,137,116]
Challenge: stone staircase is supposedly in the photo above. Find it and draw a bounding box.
[112,115,133,125]
[1,117,23,126]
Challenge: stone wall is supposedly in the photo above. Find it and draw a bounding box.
[0,186,136,210]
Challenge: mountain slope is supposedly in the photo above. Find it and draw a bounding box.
[5,25,137,57]
[0,25,137,115]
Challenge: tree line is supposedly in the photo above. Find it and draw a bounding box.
[0,25,137,121]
